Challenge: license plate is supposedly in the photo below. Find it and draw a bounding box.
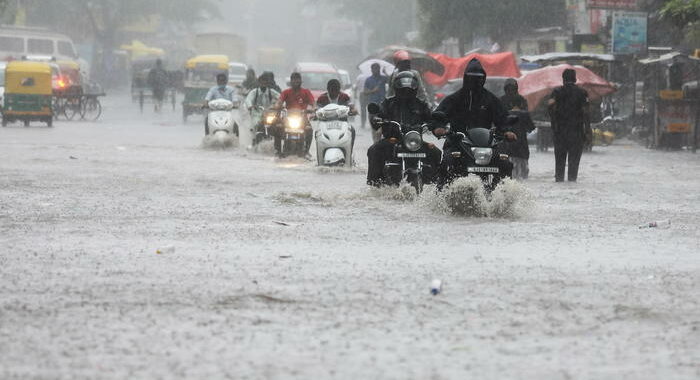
[287,134,301,140]
[285,129,303,134]
[468,167,499,173]
[397,152,426,158]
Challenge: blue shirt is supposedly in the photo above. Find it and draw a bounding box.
[364,75,388,104]
[205,85,238,102]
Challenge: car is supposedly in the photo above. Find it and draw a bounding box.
[291,62,342,100]
[434,76,509,103]
[338,69,352,91]
[228,62,247,86]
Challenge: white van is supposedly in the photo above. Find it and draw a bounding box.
[0,26,85,68]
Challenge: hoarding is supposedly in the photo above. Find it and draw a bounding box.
[587,0,637,9]
[658,102,692,133]
[612,11,647,54]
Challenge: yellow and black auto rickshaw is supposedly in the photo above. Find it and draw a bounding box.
[182,54,229,122]
[2,61,53,127]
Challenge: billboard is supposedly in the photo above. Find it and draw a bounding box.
[612,11,647,54]
[587,0,637,9]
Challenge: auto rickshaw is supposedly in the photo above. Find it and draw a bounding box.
[56,60,83,95]
[2,61,53,127]
[182,54,229,122]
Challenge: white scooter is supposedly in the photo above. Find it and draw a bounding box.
[314,104,354,167]
[204,98,240,145]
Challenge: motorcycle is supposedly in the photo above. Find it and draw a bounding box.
[280,108,309,158]
[437,114,518,193]
[368,103,432,194]
[251,106,277,148]
[314,104,354,167]
[204,98,239,137]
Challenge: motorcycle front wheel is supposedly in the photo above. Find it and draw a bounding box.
[406,171,423,194]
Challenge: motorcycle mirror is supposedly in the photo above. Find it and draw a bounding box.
[367,103,381,114]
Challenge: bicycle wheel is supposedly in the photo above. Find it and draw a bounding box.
[53,97,65,120]
[81,97,102,121]
[64,98,80,120]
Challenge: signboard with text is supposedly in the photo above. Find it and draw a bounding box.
[587,0,637,9]
[612,11,647,54]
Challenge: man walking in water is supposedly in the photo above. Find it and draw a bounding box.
[548,69,591,182]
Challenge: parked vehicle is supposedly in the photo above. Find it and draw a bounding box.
[338,69,352,91]
[2,61,53,127]
[0,26,88,73]
[228,62,247,86]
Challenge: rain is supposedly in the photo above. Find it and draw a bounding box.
[0,1,699,379]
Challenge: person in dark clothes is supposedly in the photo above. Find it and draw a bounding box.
[262,71,282,93]
[431,58,517,184]
[242,68,258,91]
[367,71,441,186]
[147,59,168,112]
[500,78,535,179]
[547,69,591,182]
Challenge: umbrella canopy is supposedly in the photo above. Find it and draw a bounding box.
[423,52,521,87]
[362,45,445,76]
[517,64,616,111]
[357,59,395,77]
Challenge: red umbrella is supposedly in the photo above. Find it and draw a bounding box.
[517,64,616,111]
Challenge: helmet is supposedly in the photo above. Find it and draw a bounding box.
[392,71,419,91]
[393,50,411,64]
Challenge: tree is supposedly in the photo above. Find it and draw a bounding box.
[659,0,700,46]
[417,0,566,55]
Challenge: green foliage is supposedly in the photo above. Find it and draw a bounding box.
[661,0,700,27]
[659,0,700,46]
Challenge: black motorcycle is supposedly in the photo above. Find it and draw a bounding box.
[252,106,277,147]
[437,115,517,192]
[280,108,309,158]
[368,103,434,194]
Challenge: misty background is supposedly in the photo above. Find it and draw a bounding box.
[0,0,695,88]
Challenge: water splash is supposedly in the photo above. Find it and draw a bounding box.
[418,177,534,219]
[201,132,237,150]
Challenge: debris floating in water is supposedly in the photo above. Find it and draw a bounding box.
[430,279,443,295]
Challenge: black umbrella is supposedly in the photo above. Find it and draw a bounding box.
[362,45,445,76]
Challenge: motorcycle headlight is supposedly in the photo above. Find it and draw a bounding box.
[265,115,276,124]
[403,131,422,152]
[471,147,493,165]
[287,116,302,129]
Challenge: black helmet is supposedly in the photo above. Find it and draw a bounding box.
[392,71,419,91]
